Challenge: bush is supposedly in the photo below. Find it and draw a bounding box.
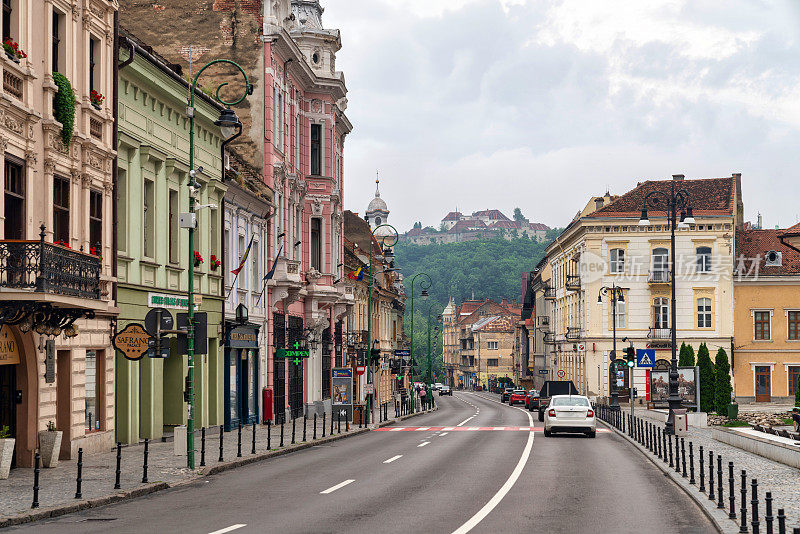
[678,343,696,367]
[52,72,75,146]
[714,348,733,416]
[697,343,715,412]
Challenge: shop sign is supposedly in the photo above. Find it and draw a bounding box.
[148,292,191,310]
[0,325,20,365]
[228,326,259,349]
[113,323,151,361]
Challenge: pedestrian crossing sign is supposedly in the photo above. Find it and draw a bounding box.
[636,349,655,368]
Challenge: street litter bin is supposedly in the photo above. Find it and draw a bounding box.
[727,403,739,420]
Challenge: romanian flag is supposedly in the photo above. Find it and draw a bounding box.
[263,245,283,281]
[231,235,254,275]
[347,266,364,281]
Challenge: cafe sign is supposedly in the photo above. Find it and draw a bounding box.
[147,292,191,310]
[0,325,20,365]
[113,323,151,361]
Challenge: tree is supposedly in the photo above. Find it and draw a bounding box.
[714,348,733,416]
[678,343,695,367]
[439,221,447,232]
[513,207,525,223]
[413,221,422,229]
[697,343,715,412]
[795,374,800,407]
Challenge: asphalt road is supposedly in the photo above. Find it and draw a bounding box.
[9,392,717,534]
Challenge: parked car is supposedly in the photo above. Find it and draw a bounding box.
[537,380,579,421]
[501,387,515,403]
[526,389,540,412]
[509,389,527,405]
[439,385,452,396]
[543,395,595,438]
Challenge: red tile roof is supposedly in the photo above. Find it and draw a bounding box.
[442,211,463,221]
[449,219,487,233]
[735,229,800,276]
[491,220,520,229]
[589,176,736,219]
[527,222,551,231]
[472,209,511,221]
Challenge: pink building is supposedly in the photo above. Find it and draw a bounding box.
[263,1,353,421]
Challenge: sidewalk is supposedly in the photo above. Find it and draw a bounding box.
[0,404,431,528]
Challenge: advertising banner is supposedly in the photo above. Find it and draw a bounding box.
[650,366,699,409]
[332,367,353,420]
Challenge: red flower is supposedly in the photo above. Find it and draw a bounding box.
[193,251,204,264]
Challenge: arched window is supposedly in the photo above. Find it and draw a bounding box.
[610,248,625,273]
[697,246,712,273]
[697,297,712,328]
[375,217,382,225]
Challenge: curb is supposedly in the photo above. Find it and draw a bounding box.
[598,419,738,534]
[0,408,438,529]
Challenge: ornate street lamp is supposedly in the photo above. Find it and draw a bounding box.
[185,59,248,468]
[597,284,625,410]
[638,176,694,435]
[408,273,431,412]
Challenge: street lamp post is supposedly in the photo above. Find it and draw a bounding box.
[638,176,695,435]
[366,224,398,424]
[185,59,248,469]
[408,272,431,412]
[597,284,625,411]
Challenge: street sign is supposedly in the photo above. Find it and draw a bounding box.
[356,365,365,376]
[176,312,208,355]
[113,323,151,361]
[636,349,655,368]
[394,349,410,357]
[577,343,586,352]
[144,307,174,336]
[147,337,170,359]
[365,383,374,394]
[557,369,565,379]
[538,369,549,375]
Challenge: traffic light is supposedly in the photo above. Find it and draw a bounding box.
[625,346,635,368]
[370,347,381,366]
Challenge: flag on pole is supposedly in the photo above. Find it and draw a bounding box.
[231,235,254,275]
[347,266,364,281]
[263,245,283,281]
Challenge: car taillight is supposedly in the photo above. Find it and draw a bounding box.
[548,409,556,417]
[587,409,594,418]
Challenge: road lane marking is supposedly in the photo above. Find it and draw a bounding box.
[443,426,455,431]
[456,416,474,427]
[418,441,430,447]
[320,479,355,494]
[383,455,403,464]
[440,432,449,436]
[417,427,430,431]
[451,402,535,534]
[208,525,246,534]
[390,427,403,431]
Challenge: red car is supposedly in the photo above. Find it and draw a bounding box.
[509,389,527,405]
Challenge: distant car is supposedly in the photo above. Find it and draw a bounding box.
[433,383,444,391]
[501,387,515,403]
[439,385,452,396]
[526,390,540,411]
[509,389,527,405]
[543,395,596,438]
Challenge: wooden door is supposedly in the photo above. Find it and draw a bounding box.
[755,366,771,402]
[0,365,16,466]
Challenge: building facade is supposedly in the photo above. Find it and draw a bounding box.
[115,36,226,444]
[0,0,118,466]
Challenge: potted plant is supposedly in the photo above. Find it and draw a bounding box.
[210,254,221,271]
[90,245,102,260]
[193,250,204,268]
[90,89,104,110]
[0,425,14,480]
[2,39,26,63]
[38,421,62,468]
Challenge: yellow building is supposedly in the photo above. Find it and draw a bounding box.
[733,228,800,403]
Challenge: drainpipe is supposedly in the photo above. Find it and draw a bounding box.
[114,30,134,308]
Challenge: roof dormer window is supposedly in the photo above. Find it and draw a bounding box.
[765,250,782,267]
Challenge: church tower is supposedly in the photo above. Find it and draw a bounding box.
[365,177,390,233]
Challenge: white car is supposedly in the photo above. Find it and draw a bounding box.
[433,383,444,391]
[543,395,596,438]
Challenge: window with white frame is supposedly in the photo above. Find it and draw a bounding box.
[614,298,625,329]
[652,297,669,329]
[697,297,712,328]
[697,246,712,273]
[610,248,625,274]
[487,341,498,350]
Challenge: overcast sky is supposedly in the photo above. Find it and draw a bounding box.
[324,0,800,232]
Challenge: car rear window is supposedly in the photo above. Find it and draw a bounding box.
[529,390,539,396]
[552,397,590,407]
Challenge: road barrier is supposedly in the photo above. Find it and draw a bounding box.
[594,402,800,533]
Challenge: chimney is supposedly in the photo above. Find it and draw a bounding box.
[672,174,685,181]
[594,198,604,211]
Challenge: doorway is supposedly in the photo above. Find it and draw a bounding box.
[755,366,771,402]
[0,364,17,466]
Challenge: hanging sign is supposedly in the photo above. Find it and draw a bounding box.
[356,365,366,376]
[113,323,151,361]
[0,325,20,365]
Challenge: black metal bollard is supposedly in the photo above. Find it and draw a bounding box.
[291,416,296,445]
[663,430,669,465]
[385,403,388,421]
[717,455,724,509]
[740,470,748,534]
[142,438,149,483]
[646,422,650,451]
[699,445,705,492]
[200,427,206,467]
[31,452,40,508]
[776,508,785,534]
[219,425,224,462]
[708,451,715,502]
[314,413,317,440]
[681,438,687,478]
[237,422,243,457]
[764,492,773,534]
[751,478,760,534]
[658,427,663,459]
[322,412,327,437]
[337,410,341,434]
[331,409,335,435]
[280,420,285,447]
[622,416,625,435]
[675,435,681,474]
[75,447,83,499]
[668,434,674,468]
[114,442,122,490]
[689,441,695,484]
[359,407,363,429]
[252,422,257,454]
[346,412,350,432]
[303,414,307,442]
[267,420,272,449]
[729,462,736,519]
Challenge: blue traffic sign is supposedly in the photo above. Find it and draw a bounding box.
[636,349,655,368]
[394,349,410,357]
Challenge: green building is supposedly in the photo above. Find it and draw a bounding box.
[115,36,227,444]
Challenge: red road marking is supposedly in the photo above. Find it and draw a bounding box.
[375,427,611,433]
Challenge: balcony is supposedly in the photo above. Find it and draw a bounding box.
[0,239,101,300]
[543,286,556,300]
[565,327,584,341]
[648,270,671,284]
[648,327,671,339]
[543,331,556,345]
[565,274,581,292]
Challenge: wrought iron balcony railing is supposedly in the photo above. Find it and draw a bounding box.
[0,237,101,299]
[647,327,671,339]
[565,327,584,341]
[648,270,671,284]
[543,286,556,300]
[543,331,556,345]
[565,274,581,291]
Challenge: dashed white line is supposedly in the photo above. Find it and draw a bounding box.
[320,479,355,494]
[208,525,246,534]
[440,432,449,436]
[383,455,403,464]
[456,416,474,427]
[418,441,431,447]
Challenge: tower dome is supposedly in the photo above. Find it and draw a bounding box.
[365,176,390,233]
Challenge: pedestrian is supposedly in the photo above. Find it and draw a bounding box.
[419,387,427,408]
[792,407,800,433]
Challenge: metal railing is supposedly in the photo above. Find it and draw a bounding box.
[565,327,584,341]
[543,287,556,299]
[543,332,556,345]
[648,270,671,283]
[565,274,581,291]
[647,327,671,339]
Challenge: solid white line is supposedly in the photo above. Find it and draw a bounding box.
[208,525,246,534]
[451,405,535,534]
[383,455,403,464]
[320,479,355,494]
[418,441,430,447]
[456,416,474,427]
[440,432,449,436]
